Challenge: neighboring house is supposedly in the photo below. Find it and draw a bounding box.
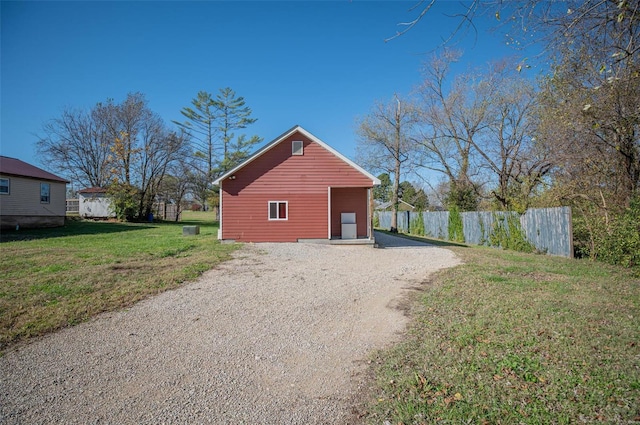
[78,187,115,218]
[213,125,381,243]
[0,155,69,229]
[375,199,416,211]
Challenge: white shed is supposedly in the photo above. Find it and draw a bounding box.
[78,187,115,218]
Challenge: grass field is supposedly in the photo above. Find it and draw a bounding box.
[0,211,238,351]
[367,234,640,424]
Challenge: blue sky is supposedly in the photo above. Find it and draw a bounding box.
[1,1,529,177]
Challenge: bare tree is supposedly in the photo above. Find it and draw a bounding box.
[390,1,640,62]
[472,61,553,211]
[396,1,640,197]
[356,94,419,232]
[136,124,189,220]
[415,52,553,211]
[157,158,193,222]
[396,0,639,263]
[187,167,212,210]
[39,92,189,221]
[102,92,154,187]
[37,107,112,188]
[537,56,640,205]
[414,50,485,210]
[519,0,640,211]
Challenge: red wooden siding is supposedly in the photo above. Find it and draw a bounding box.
[220,131,374,242]
[330,187,368,238]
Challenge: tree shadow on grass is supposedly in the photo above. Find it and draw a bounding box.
[0,220,154,243]
[178,219,219,227]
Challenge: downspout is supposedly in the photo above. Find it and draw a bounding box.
[327,186,332,240]
[368,187,374,240]
[218,183,223,240]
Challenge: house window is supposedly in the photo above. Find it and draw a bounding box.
[268,201,288,220]
[0,178,8,195]
[40,183,50,203]
[292,140,303,156]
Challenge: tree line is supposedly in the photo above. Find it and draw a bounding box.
[37,88,261,221]
[357,0,639,267]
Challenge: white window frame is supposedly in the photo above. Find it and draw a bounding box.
[0,178,9,195]
[292,140,304,156]
[268,201,288,221]
[40,182,50,204]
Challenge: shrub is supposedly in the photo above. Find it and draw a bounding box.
[572,197,640,269]
[409,212,425,235]
[445,183,478,211]
[593,197,640,268]
[488,212,535,253]
[108,183,139,221]
[448,206,465,243]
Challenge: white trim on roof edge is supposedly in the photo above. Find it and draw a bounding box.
[212,125,381,186]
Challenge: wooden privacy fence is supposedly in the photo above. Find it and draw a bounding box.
[153,202,181,222]
[375,207,573,257]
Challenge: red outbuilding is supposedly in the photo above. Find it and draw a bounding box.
[213,125,380,243]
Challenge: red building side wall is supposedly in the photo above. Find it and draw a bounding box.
[222,192,327,242]
[330,187,368,238]
[220,132,373,242]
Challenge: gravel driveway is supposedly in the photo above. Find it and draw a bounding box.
[1,233,460,424]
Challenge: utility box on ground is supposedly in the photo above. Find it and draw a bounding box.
[183,225,200,236]
[341,212,357,240]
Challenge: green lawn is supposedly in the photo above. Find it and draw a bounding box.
[0,211,238,351]
[367,234,640,424]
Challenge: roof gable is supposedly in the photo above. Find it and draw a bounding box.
[213,126,380,186]
[78,187,108,194]
[376,199,416,210]
[0,156,69,183]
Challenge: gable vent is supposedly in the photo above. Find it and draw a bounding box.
[292,140,304,156]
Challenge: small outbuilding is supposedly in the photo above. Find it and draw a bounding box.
[78,187,115,219]
[0,155,69,229]
[213,125,380,243]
